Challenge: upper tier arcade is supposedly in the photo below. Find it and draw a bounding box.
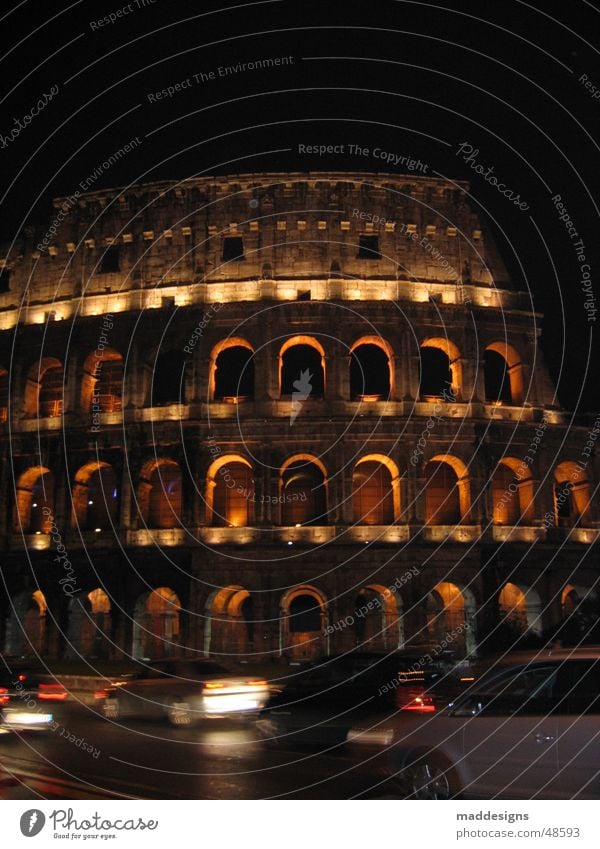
[0,171,520,328]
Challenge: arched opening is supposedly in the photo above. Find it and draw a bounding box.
[151,350,187,406]
[485,342,524,404]
[71,462,118,531]
[206,455,254,527]
[419,338,461,400]
[352,455,399,525]
[491,459,535,525]
[133,587,181,658]
[499,582,542,636]
[426,582,474,655]
[554,461,592,527]
[279,336,325,397]
[14,467,54,533]
[280,456,327,525]
[137,459,183,529]
[81,348,123,413]
[281,586,327,661]
[0,367,8,423]
[350,338,393,400]
[204,586,253,658]
[4,590,48,656]
[211,339,255,401]
[424,455,469,524]
[66,588,112,659]
[354,584,402,650]
[25,357,63,418]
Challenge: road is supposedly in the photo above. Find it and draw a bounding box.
[0,704,394,800]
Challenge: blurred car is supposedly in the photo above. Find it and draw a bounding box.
[348,647,600,799]
[0,665,64,731]
[99,658,269,726]
[257,651,472,747]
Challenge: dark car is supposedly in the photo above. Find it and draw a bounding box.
[347,647,600,799]
[99,658,269,726]
[0,663,65,731]
[257,651,472,747]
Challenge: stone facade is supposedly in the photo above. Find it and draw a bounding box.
[0,171,597,663]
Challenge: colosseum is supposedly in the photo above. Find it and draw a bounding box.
[0,170,597,664]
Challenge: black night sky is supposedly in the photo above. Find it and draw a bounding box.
[1,0,598,412]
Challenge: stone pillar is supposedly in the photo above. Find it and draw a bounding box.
[119,462,134,531]
[409,354,421,401]
[392,355,406,401]
[197,356,211,403]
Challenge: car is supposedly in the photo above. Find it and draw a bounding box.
[347,647,600,799]
[0,664,64,731]
[99,658,269,726]
[257,651,472,747]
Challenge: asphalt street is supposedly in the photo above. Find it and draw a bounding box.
[0,705,393,800]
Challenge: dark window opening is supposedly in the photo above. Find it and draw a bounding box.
[95,358,123,413]
[350,345,391,398]
[281,345,324,396]
[555,481,574,526]
[352,462,394,525]
[152,351,187,405]
[147,464,182,528]
[357,235,381,259]
[212,462,254,526]
[214,347,254,399]
[425,461,460,524]
[281,461,327,525]
[222,237,245,263]
[485,350,512,403]
[99,246,120,274]
[84,467,118,531]
[38,366,64,418]
[297,290,311,301]
[289,595,321,633]
[0,269,10,292]
[419,347,452,398]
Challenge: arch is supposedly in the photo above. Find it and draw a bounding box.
[132,587,181,658]
[209,338,255,401]
[350,336,394,400]
[485,342,524,404]
[66,588,112,659]
[204,585,253,657]
[137,458,182,528]
[426,582,476,655]
[554,461,592,526]
[71,462,118,530]
[354,583,403,650]
[280,585,328,661]
[280,455,327,525]
[0,366,8,423]
[424,454,470,524]
[499,582,542,635]
[151,350,188,405]
[205,454,254,526]
[561,584,597,618]
[25,357,63,417]
[4,590,47,656]
[420,338,461,400]
[491,458,535,525]
[81,348,123,413]
[352,454,401,524]
[279,335,325,397]
[14,466,54,533]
